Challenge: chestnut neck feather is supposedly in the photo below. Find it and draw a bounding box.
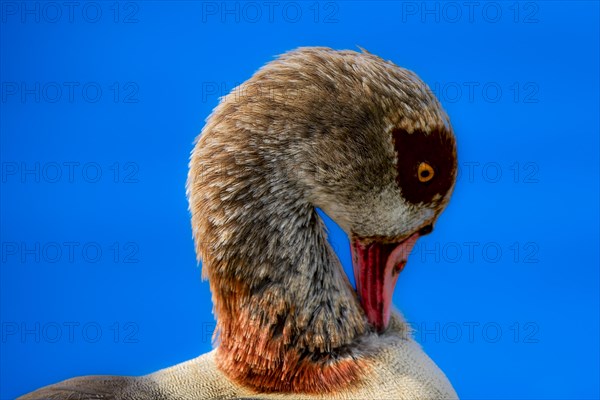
[190,141,371,393]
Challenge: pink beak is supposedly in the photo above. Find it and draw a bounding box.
[350,232,420,332]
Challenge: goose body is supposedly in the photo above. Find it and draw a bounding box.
[20,316,455,400]
[20,47,458,400]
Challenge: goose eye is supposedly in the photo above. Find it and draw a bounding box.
[417,162,435,183]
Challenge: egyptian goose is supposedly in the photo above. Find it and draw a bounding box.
[20,47,458,400]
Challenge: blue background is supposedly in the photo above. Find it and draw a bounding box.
[1,1,599,399]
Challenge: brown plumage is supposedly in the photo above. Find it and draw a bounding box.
[20,47,458,400]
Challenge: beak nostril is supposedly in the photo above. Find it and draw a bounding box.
[419,224,433,236]
[392,261,406,276]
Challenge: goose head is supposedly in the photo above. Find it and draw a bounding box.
[187,47,457,393]
[295,102,457,334]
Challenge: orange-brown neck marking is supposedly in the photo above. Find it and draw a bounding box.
[208,265,371,394]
